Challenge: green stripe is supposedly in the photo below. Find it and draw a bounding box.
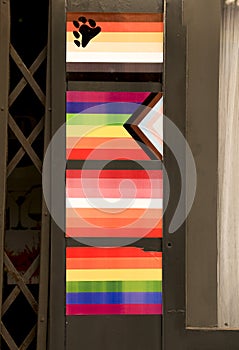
[66,114,130,125]
[66,281,162,293]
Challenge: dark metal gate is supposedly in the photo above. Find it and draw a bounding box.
[0,0,50,348]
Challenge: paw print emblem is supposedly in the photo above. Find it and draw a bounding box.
[73,16,101,48]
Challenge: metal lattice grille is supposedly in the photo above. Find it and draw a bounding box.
[0,0,50,349]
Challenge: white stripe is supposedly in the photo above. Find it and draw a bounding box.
[66,197,163,209]
[66,51,163,63]
[139,97,164,156]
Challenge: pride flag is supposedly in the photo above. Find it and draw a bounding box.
[66,91,153,161]
[66,169,163,239]
[66,12,163,66]
[66,247,162,315]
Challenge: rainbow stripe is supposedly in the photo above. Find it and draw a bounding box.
[66,247,162,315]
[66,91,152,161]
[66,169,163,239]
[66,12,163,65]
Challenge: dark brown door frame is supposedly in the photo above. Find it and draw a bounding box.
[48,0,66,349]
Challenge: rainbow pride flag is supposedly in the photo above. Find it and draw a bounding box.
[66,247,162,315]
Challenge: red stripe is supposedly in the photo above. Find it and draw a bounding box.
[66,148,150,160]
[66,247,162,258]
[66,227,162,238]
[67,22,164,33]
[66,170,163,180]
[66,303,162,315]
[66,91,150,103]
[66,178,162,189]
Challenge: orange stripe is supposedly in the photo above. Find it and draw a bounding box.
[66,217,162,229]
[66,208,162,219]
[67,22,163,33]
[67,137,140,149]
[66,257,162,269]
[66,227,162,238]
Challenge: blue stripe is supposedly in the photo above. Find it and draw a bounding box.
[66,102,140,114]
[66,292,162,305]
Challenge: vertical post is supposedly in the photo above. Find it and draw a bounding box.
[36,5,51,349]
[48,0,66,348]
[184,0,221,328]
[0,0,10,324]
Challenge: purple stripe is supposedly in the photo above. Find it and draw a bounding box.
[66,292,162,305]
[66,102,140,114]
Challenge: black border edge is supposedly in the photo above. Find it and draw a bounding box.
[66,1,164,13]
[66,238,163,251]
[66,160,163,170]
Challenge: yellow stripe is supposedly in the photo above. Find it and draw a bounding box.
[66,268,162,281]
[67,32,163,43]
[67,42,163,53]
[67,125,129,138]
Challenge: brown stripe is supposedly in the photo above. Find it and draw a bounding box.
[66,63,163,73]
[67,12,163,22]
